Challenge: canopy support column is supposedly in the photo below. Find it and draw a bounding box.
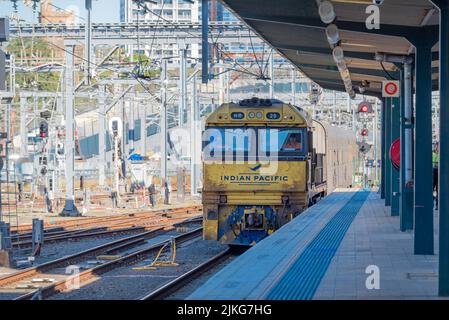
[385,98,392,207]
[414,42,436,254]
[400,64,414,231]
[391,96,400,216]
[431,0,449,296]
[381,99,386,200]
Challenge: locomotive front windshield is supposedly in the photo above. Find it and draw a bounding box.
[259,128,305,154]
[203,127,307,161]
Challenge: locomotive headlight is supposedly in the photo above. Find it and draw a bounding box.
[248,112,255,119]
[219,195,227,204]
[256,112,263,119]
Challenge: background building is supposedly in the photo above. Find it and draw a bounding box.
[121,0,200,62]
[39,0,75,24]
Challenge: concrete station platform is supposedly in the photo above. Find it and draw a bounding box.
[189,189,443,300]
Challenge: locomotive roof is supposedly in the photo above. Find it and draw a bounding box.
[205,97,311,127]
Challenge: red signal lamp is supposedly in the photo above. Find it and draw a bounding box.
[358,101,372,113]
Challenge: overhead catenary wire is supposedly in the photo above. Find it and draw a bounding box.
[15,5,264,84]
[248,30,265,78]
[135,4,263,79]
[12,5,300,108]
[380,61,398,81]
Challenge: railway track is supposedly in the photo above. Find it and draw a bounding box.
[13,205,202,233]
[14,227,203,300]
[7,204,202,250]
[11,226,147,249]
[11,216,203,249]
[139,248,235,300]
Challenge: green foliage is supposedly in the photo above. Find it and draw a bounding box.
[15,71,61,91]
[7,38,55,59]
[6,38,61,91]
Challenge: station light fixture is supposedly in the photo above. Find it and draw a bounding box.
[318,1,336,24]
[332,46,345,63]
[325,24,340,45]
[319,4,355,100]
[336,61,346,70]
[341,69,350,79]
[332,47,355,99]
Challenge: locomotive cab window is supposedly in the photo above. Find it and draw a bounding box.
[259,128,307,160]
[203,127,256,161]
[203,127,307,161]
[281,133,302,151]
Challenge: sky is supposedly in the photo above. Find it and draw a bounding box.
[0,0,120,23]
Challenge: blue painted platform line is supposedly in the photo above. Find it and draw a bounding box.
[266,191,369,300]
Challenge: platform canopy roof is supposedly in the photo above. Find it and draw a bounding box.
[221,0,440,97]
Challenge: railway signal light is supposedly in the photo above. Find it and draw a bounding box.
[359,142,371,154]
[40,166,47,176]
[358,101,373,113]
[39,121,48,138]
[57,142,64,156]
[361,128,369,137]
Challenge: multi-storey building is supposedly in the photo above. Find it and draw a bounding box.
[120,0,200,62]
[40,0,75,24]
[37,0,77,61]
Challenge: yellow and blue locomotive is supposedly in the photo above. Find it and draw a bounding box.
[202,97,356,245]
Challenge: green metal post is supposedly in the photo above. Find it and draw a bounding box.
[414,44,435,254]
[381,99,386,199]
[391,96,400,216]
[441,4,449,296]
[432,0,449,296]
[399,65,414,231]
[385,98,392,207]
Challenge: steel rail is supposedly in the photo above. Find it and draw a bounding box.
[0,228,164,288]
[14,205,202,233]
[14,227,203,300]
[12,226,147,248]
[140,248,233,300]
